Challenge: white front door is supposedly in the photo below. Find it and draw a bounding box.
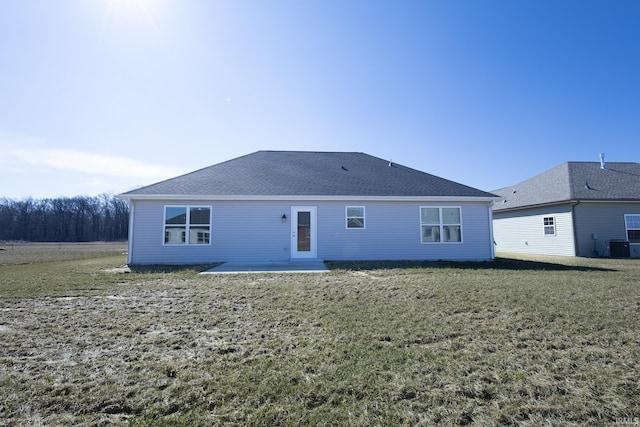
[291,206,317,259]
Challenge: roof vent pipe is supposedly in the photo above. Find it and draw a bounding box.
[599,153,607,170]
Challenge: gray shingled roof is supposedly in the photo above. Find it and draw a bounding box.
[492,161,640,211]
[121,151,497,198]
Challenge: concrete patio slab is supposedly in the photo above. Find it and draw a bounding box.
[201,260,329,274]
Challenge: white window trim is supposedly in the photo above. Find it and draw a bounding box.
[420,206,463,244]
[346,206,365,229]
[624,214,640,243]
[163,205,212,246]
[543,216,556,236]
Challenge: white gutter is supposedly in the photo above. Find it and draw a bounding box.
[493,198,640,214]
[118,194,501,203]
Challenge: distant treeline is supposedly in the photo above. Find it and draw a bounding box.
[0,195,129,242]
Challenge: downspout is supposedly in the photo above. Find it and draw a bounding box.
[570,201,580,257]
[127,201,134,265]
[488,203,496,260]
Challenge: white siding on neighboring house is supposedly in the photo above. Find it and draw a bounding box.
[493,204,576,256]
[128,199,495,264]
[573,202,640,258]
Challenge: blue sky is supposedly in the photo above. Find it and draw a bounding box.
[1,0,638,199]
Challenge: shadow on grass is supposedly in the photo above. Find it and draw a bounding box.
[325,258,615,272]
[128,264,221,274]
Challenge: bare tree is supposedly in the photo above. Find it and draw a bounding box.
[0,195,129,242]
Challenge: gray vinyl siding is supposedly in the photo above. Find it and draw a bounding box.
[129,200,292,264]
[493,204,576,256]
[573,202,640,258]
[317,201,493,261]
[128,199,494,264]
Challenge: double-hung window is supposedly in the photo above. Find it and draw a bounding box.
[420,207,462,243]
[625,214,640,243]
[346,206,365,229]
[543,217,556,236]
[164,206,211,245]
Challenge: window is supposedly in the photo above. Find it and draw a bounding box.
[420,207,462,243]
[164,206,211,245]
[543,217,556,236]
[625,214,640,243]
[346,206,365,229]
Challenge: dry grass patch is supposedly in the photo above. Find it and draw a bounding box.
[1,247,639,425]
[0,242,128,265]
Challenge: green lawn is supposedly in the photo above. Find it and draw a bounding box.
[1,245,639,426]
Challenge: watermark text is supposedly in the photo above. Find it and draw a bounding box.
[616,417,639,425]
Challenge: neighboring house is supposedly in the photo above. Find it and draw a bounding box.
[492,155,640,258]
[118,151,499,265]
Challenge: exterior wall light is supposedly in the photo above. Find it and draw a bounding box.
[281,214,287,223]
